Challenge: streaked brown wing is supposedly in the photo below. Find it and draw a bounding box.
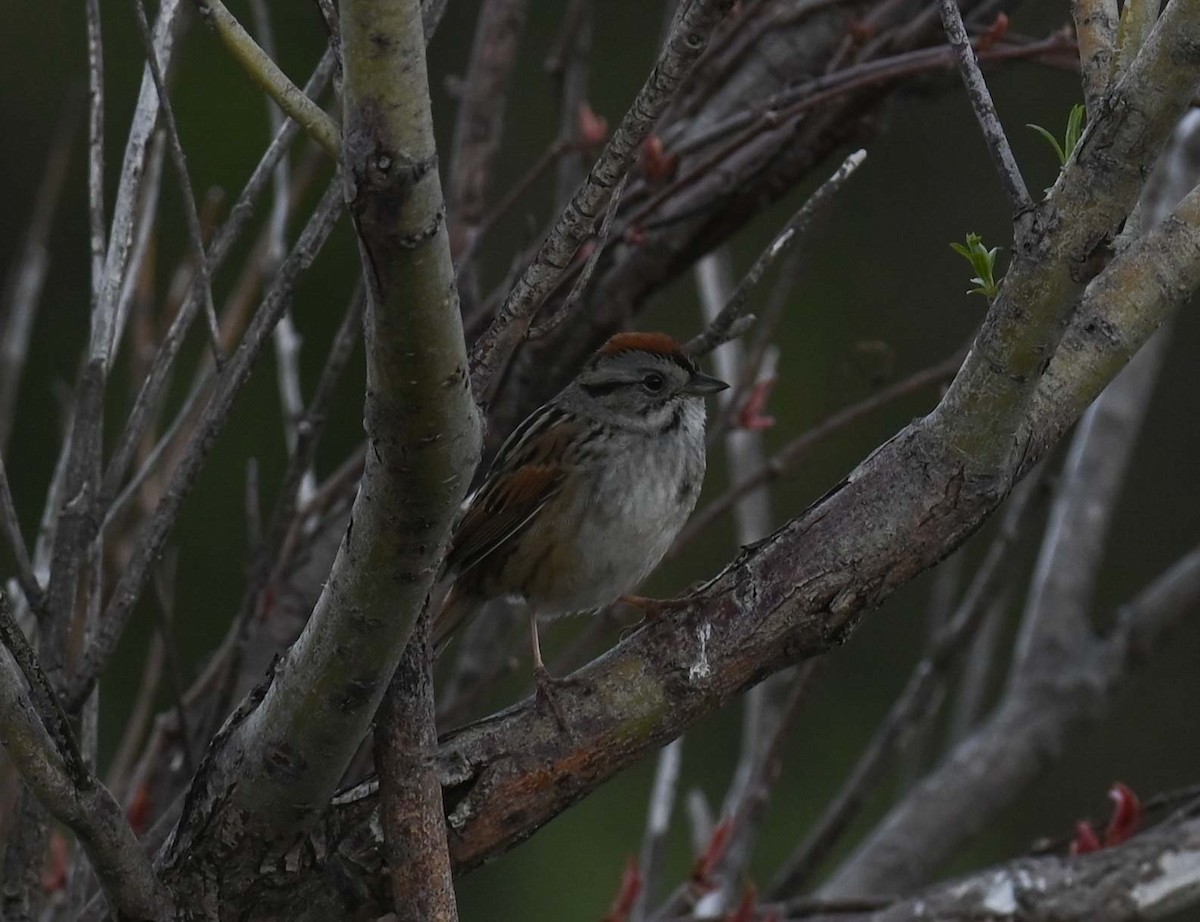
[444,406,583,576]
[446,465,564,575]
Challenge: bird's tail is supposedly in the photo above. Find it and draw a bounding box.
[431,584,479,657]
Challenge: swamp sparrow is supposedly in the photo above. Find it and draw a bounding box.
[433,331,728,709]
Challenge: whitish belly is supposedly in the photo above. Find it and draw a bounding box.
[530,439,705,615]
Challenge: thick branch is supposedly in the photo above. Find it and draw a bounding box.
[161,0,481,903]
[821,311,1172,899]
[375,617,457,922]
[310,142,1200,891]
[863,811,1200,921]
[931,0,1200,469]
[1073,0,1118,115]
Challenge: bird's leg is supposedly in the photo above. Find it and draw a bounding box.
[530,609,574,733]
[529,611,586,732]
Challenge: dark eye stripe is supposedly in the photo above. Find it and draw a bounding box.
[579,379,629,398]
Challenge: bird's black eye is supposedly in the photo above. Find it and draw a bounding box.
[642,372,666,393]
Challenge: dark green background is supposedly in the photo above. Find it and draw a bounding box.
[1,2,1197,918]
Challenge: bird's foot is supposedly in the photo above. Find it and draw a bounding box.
[533,665,584,735]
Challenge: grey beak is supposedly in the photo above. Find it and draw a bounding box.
[681,371,730,396]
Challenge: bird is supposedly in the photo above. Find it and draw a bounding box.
[433,331,728,718]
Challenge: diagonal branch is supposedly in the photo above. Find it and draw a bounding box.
[130,0,223,364]
[931,0,1200,472]
[0,597,170,920]
[189,0,340,157]
[336,133,1200,886]
[821,307,1172,899]
[937,0,1030,213]
[684,149,866,358]
[468,0,735,399]
[67,180,346,709]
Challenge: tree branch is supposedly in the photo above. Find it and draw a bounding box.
[822,316,1172,898]
[932,0,1200,471]
[67,179,346,709]
[0,609,169,919]
[159,0,481,903]
[937,0,1030,213]
[683,149,866,358]
[468,0,735,398]
[1073,0,1118,116]
[375,615,458,921]
[420,110,1200,877]
[860,810,1200,921]
[189,0,341,157]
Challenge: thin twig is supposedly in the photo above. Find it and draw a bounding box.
[97,49,336,514]
[85,0,106,302]
[0,96,78,453]
[130,0,224,366]
[0,592,84,781]
[190,0,340,157]
[684,149,867,357]
[92,0,185,372]
[633,737,683,921]
[0,457,43,614]
[112,131,167,361]
[251,0,308,477]
[67,178,346,710]
[313,0,339,47]
[469,0,735,399]
[529,171,628,339]
[938,0,1031,212]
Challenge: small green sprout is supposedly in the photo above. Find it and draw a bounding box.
[950,233,1001,299]
[1028,104,1087,167]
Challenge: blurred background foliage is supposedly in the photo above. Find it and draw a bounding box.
[1,1,1198,918]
